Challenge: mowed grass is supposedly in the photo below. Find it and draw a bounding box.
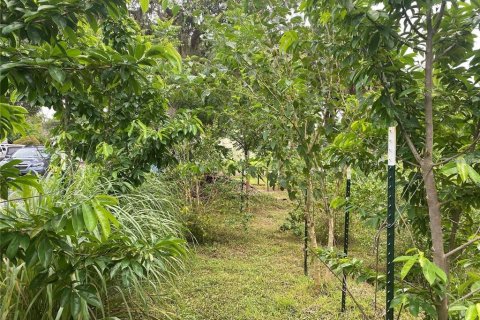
[170,185,411,320]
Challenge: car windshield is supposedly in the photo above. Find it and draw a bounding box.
[6,147,23,156]
[12,148,48,159]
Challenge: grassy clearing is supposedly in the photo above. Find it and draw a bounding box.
[169,184,412,320]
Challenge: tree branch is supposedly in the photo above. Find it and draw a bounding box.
[317,257,371,319]
[435,124,480,166]
[402,5,426,40]
[451,287,480,305]
[433,0,447,34]
[395,116,423,164]
[445,227,480,259]
[364,10,427,53]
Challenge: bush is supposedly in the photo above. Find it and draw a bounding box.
[0,167,187,319]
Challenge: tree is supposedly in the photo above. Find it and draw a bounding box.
[305,0,480,317]
[1,0,202,185]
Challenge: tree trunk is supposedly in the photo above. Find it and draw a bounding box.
[244,149,249,211]
[305,172,320,284]
[327,214,335,249]
[195,179,200,206]
[266,169,269,192]
[424,10,448,319]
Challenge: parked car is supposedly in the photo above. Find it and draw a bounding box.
[0,144,24,161]
[0,146,50,175]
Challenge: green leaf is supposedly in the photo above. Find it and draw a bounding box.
[72,208,85,234]
[140,0,150,13]
[330,196,346,209]
[82,203,97,232]
[431,263,447,283]
[400,256,417,279]
[66,48,82,57]
[419,257,436,285]
[471,281,480,293]
[5,234,20,259]
[77,287,102,307]
[2,22,24,34]
[38,238,53,268]
[48,66,66,84]
[70,293,81,319]
[466,304,478,320]
[25,243,38,267]
[94,203,111,239]
[466,165,480,184]
[456,157,469,182]
[94,194,119,206]
[162,43,182,72]
[279,30,298,52]
[367,9,380,21]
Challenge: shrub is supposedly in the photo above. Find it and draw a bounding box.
[0,167,187,319]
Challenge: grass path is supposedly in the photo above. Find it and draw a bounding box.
[171,188,388,320]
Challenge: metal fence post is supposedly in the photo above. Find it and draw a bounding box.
[341,166,351,312]
[386,127,396,320]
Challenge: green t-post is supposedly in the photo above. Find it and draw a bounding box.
[386,127,396,320]
[341,167,351,312]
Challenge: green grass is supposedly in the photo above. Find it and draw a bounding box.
[168,185,413,319]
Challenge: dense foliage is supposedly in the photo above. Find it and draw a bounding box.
[1,0,479,319]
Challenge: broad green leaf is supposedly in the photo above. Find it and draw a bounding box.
[140,0,150,13]
[471,281,480,293]
[279,30,298,52]
[394,255,414,262]
[400,257,417,279]
[77,287,102,307]
[48,66,66,84]
[419,257,436,285]
[2,22,24,34]
[431,263,447,283]
[66,48,82,57]
[82,203,97,232]
[448,305,468,313]
[466,304,478,320]
[162,43,182,72]
[456,157,469,182]
[466,165,480,184]
[70,293,81,319]
[72,208,85,234]
[367,9,380,21]
[38,238,52,268]
[5,234,20,259]
[330,196,346,209]
[94,203,111,239]
[439,162,457,177]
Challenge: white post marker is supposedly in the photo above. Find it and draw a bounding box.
[346,166,351,180]
[388,127,396,166]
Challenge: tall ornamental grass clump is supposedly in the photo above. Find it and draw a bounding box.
[0,167,187,320]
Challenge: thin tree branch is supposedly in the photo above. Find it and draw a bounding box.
[445,227,480,259]
[402,5,426,39]
[434,128,480,166]
[317,257,371,319]
[433,0,447,34]
[451,287,480,305]
[395,116,423,164]
[364,10,427,53]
